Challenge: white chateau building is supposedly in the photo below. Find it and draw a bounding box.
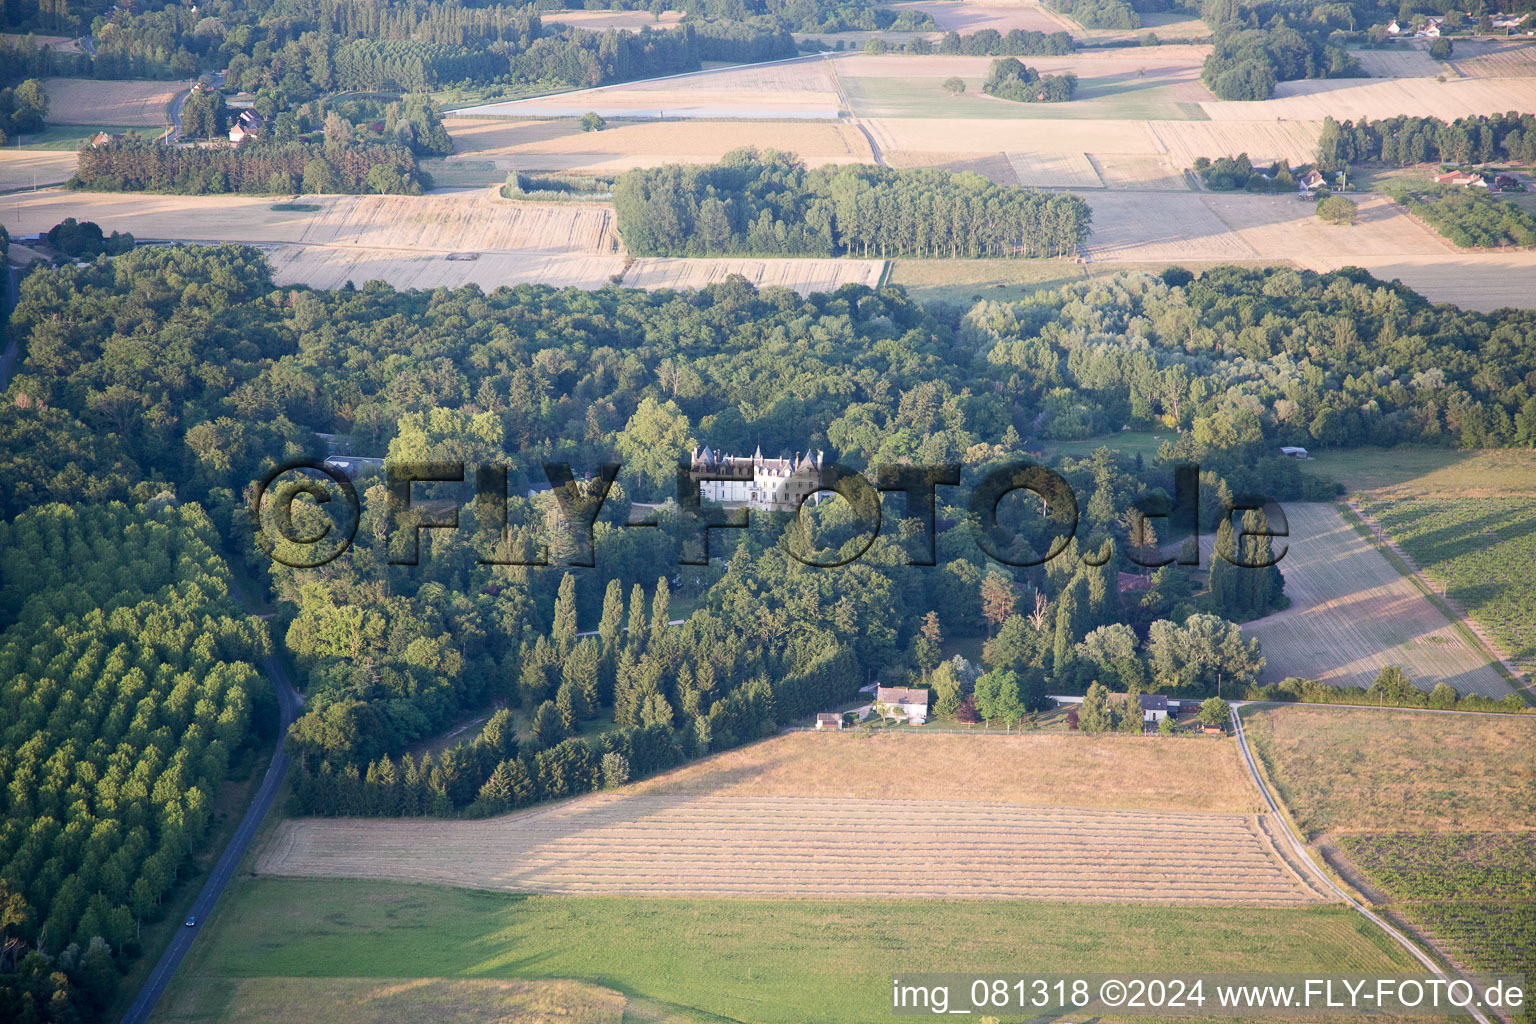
[689,446,826,512]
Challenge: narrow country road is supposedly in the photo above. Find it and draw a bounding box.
[1229,707,1494,1024]
[118,577,302,1024]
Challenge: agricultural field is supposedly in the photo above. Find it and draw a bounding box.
[1304,448,1536,497]
[1247,704,1536,991]
[259,730,1320,903]
[156,878,1417,1024]
[260,796,1321,903]
[296,192,619,253]
[1336,833,1535,988]
[1239,704,1536,834]
[1241,503,1510,696]
[1447,39,1536,78]
[41,76,183,125]
[1350,46,1442,78]
[1148,119,1323,169]
[441,117,873,174]
[265,246,626,291]
[1356,495,1536,679]
[1297,253,1536,313]
[1200,75,1536,122]
[454,56,842,119]
[1203,192,1447,259]
[1083,190,1257,260]
[1006,150,1102,187]
[4,188,322,241]
[630,730,1258,810]
[0,148,78,191]
[158,977,629,1024]
[886,0,1074,35]
[620,256,883,293]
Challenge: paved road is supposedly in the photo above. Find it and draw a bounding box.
[1229,707,1494,1024]
[118,584,302,1024]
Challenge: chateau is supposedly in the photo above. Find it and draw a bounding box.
[689,446,826,512]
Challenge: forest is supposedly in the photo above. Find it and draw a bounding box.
[70,135,428,195]
[8,243,1536,1017]
[924,29,1075,56]
[0,503,271,1022]
[1199,0,1358,100]
[1042,0,1140,30]
[982,58,1078,103]
[610,149,1093,258]
[1315,113,1536,171]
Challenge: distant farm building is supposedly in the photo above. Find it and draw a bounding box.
[229,110,264,143]
[815,713,844,731]
[1433,170,1488,188]
[1279,446,1309,459]
[875,686,930,724]
[1140,694,1169,723]
[1298,169,1327,192]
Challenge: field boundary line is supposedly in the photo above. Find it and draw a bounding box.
[1230,707,1495,1024]
[1338,501,1535,703]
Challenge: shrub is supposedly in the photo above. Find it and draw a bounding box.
[1316,195,1358,225]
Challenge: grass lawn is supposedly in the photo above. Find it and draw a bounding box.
[1044,428,1165,461]
[842,71,1201,120]
[14,124,162,149]
[888,258,1089,304]
[1301,447,1536,497]
[157,877,1416,1024]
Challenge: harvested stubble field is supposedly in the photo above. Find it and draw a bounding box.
[41,77,183,125]
[0,148,78,191]
[261,794,1323,903]
[296,192,619,254]
[1448,40,1536,77]
[1351,46,1443,78]
[883,149,1020,184]
[1150,119,1322,169]
[1203,192,1446,259]
[265,246,626,291]
[4,189,319,242]
[1090,153,1186,190]
[1240,503,1509,696]
[164,879,1417,1024]
[1006,150,1102,187]
[885,0,1074,34]
[631,730,1256,809]
[621,256,882,293]
[1297,253,1536,313]
[1083,190,1257,260]
[1201,76,1536,122]
[259,731,1326,905]
[442,117,872,173]
[455,57,841,119]
[1240,704,1536,834]
[868,115,1165,156]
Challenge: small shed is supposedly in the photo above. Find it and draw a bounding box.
[815,713,843,731]
[1279,446,1309,460]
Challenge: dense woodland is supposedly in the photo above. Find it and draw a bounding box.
[1315,113,1536,170]
[71,135,427,195]
[0,503,271,1022]
[612,149,1093,258]
[982,57,1078,103]
[9,232,1536,1015]
[1199,0,1359,99]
